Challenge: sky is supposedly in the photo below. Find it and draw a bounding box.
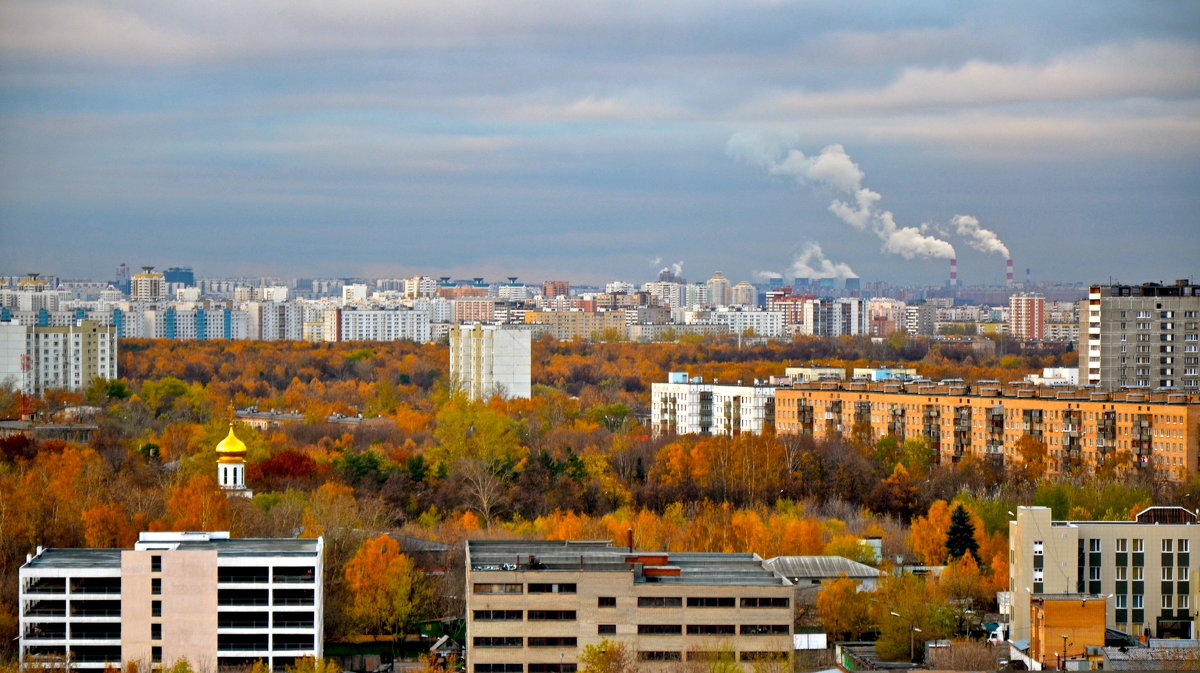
[1,1,1198,287]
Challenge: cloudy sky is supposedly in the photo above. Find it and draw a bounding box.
[1,1,1197,287]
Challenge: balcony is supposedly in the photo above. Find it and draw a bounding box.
[217,589,269,607]
[218,612,269,629]
[218,568,269,584]
[69,578,121,595]
[273,589,314,606]
[24,578,65,595]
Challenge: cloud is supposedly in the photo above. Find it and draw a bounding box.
[737,40,1200,118]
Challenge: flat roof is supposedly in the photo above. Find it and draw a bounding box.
[25,548,122,569]
[467,540,790,586]
[24,537,319,569]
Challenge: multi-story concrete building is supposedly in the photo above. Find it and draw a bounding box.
[331,308,431,343]
[774,380,1199,480]
[706,272,732,307]
[466,539,793,673]
[129,268,166,303]
[1083,281,1200,391]
[0,319,118,396]
[903,303,937,337]
[1009,293,1046,340]
[800,298,867,337]
[19,531,323,671]
[541,281,571,299]
[730,282,757,308]
[523,311,626,342]
[450,324,532,400]
[1009,506,1200,644]
[651,372,778,437]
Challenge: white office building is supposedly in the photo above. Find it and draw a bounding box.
[19,531,323,671]
[449,323,532,400]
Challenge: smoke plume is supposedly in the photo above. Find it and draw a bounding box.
[951,214,1010,258]
[789,242,858,280]
[727,132,956,260]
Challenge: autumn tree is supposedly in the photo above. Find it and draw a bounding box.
[342,535,430,637]
[153,474,231,532]
[1015,434,1047,481]
[907,500,952,566]
[579,639,637,673]
[816,575,872,640]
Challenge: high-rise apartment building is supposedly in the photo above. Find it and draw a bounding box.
[19,531,323,671]
[1009,293,1046,340]
[541,281,571,299]
[450,323,532,400]
[1083,281,1200,390]
[651,372,779,437]
[0,320,118,396]
[466,540,793,673]
[706,272,731,307]
[1008,506,1199,644]
[130,268,166,303]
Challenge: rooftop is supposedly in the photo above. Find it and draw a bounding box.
[467,539,790,586]
[765,555,883,580]
[23,533,320,569]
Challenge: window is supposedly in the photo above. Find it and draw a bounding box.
[474,637,523,648]
[151,555,162,572]
[151,623,161,640]
[638,597,682,608]
[1162,567,1173,581]
[475,665,523,673]
[1133,595,1144,609]
[1116,567,1127,581]
[740,597,789,608]
[638,624,682,635]
[1163,539,1174,553]
[527,610,576,621]
[1133,539,1144,552]
[598,624,616,635]
[598,596,616,608]
[1116,595,1127,609]
[474,610,523,621]
[1180,539,1190,553]
[528,665,575,673]
[1133,567,1144,581]
[1090,539,1101,552]
[151,600,162,617]
[740,624,789,635]
[1117,539,1128,553]
[152,647,162,664]
[687,597,735,608]
[528,583,576,594]
[1180,595,1190,610]
[1089,567,1101,581]
[528,637,577,648]
[1162,595,1173,609]
[474,583,522,595]
[151,578,161,596]
[739,652,788,662]
[687,625,735,635]
[637,652,681,662]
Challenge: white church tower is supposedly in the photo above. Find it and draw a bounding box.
[216,422,252,497]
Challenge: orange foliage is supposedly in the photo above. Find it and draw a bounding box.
[152,474,231,532]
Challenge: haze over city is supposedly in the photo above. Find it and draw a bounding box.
[1,1,1198,285]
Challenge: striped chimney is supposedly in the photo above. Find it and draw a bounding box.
[949,258,958,287]
[1006,258,1014,287]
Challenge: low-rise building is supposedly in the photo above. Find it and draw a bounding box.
[19,531,324,671]
[466,539,793,673]
[651,372,779,437]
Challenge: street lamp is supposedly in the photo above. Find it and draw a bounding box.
[890,612,921,662]
[1059,634,1069,670]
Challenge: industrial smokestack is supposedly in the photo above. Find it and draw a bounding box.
[1006,259,1014,288]
[949,258,958,288]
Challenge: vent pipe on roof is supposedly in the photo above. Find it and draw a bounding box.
[627,528,634,553]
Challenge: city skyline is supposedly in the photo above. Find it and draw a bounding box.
[1,2,1198,285]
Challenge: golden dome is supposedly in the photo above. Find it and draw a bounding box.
[216,424,247,463]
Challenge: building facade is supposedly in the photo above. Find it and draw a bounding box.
[1084,281,1200,391]
[650,373,779,437]
[0,320,118,396]
[466,540,793,673]
[19,531,323,671]
[1009,293,1046,340]
[1009,506,1199,644]
[774,380,1199,481]
[450,324,532,400]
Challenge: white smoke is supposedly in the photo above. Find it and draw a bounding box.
[789,242,858,280]
[755,243,857,283]
[951,214,1010,258]
[649,256,662,266]
[727,132,956,260]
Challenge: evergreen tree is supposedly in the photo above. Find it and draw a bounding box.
[945,504,980,563]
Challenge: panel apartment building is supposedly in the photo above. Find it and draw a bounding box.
[1009,506,1200,643]
[1084,280,1200,391]
[466,540,793,673]
[0,319,117,396]
[450,323,532,400]
[19,531,323,671]
[650,373,780,437]
[774,379,1199,481]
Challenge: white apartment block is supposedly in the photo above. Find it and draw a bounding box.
[19,531,323,671]
[341,284,369,305]
[651,372,778,437]
[0,320,118,396]
[404,276,438,299]
[1009,506,1200,643]
[641,282,685,310]
[701,309,785,339]
[336,308,431,343]
[800,298,867,337]
[144,307,250,340]
[450,324,532,400]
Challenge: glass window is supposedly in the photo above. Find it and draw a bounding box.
[1162,595,1173,609]
[1116,539,1128,552]
[1133,595,1144,609]
[1116,567,1127,581]
[1162,567,1173,581]
[1133,567,1144,581]
[1090,539,1101,552]
[1115,595,1127,609]
[151,555,162,572]
[1133,539,1144,552]
[1180,595,1190,610]
[598,597,616,608]
[1163,539,1174,553]
[1180,539,1190,553]
[1089,567,1101,581]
